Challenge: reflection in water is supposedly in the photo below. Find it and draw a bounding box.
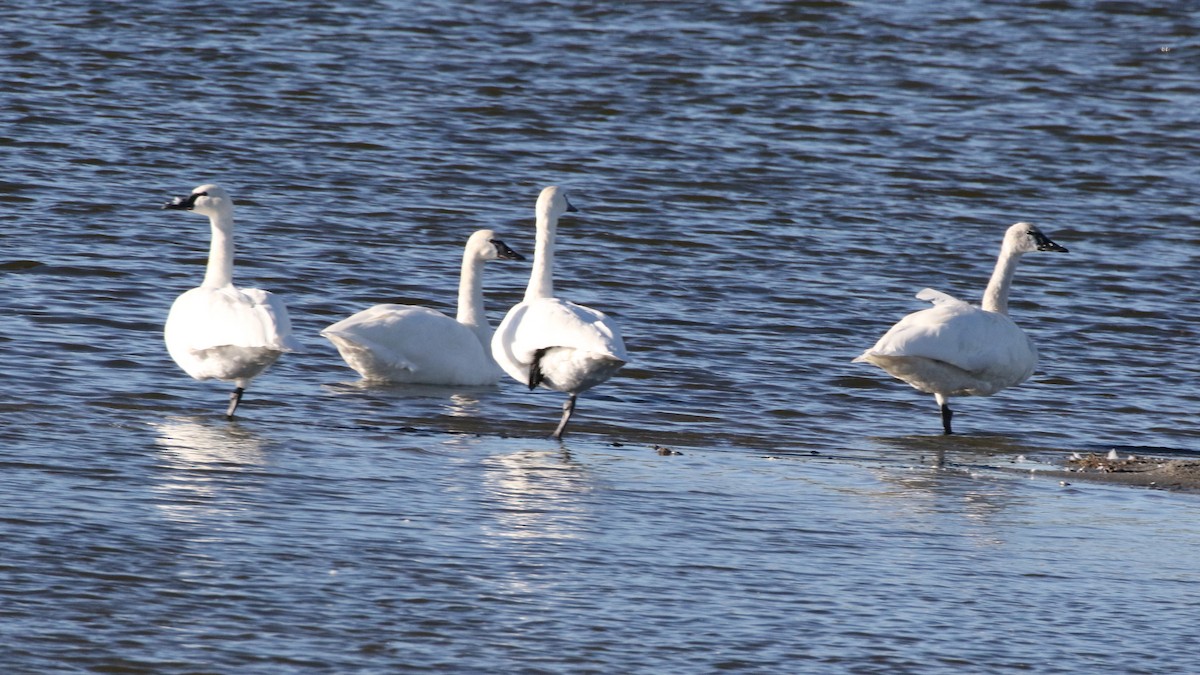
[154,417,269,467]
[150,417,269,526]
[867,433,1064,469]
[479,446,592,541]
[853,435,1042,547]
[869,468,1015,536]
[320,380,493,433]
[443,393,482,419]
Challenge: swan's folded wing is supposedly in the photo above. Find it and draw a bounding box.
[170,287,300,354]
[321,306,421,374]
[496,299,627,368]
[864,303,1033,375]
[322,305,481,376]
[241,288,302,352]
[853,289,968,362]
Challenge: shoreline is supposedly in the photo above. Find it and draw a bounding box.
[1029,452,1200,492]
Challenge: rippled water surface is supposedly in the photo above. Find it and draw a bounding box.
[3,1,1199,672]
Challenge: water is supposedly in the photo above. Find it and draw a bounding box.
[2,1,1199,671]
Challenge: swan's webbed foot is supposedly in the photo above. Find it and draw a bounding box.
[551,394,577,440]
[226,386,245,420]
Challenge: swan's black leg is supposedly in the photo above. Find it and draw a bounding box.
[552,394,577,440]
[940,402,953,435]
[226,387,245,420]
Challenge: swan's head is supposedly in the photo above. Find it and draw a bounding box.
[535,185,579,220]
[163,184,233,218]
[1004,222,1068,254]
[467,229,524,262]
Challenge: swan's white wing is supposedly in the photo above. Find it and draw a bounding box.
[322,304,428,374]
[860,301,1035,377]
[167,286,299,354]
[498,299,626,364]
[165,285,298,382]
[492,298,627,386]
[240,288,302,352]
[322,305,497,384]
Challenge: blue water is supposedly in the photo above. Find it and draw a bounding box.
[2,1,1199,672]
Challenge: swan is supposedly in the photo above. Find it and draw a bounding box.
[321,229,524,385]
[491,186,627,439]
[163,184,301,419]
[854,222,1068,434]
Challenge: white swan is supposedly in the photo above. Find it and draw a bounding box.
[163,184,301,419]
[854,222,1068,434]
[491,186,627,439]
[321,229,523,385]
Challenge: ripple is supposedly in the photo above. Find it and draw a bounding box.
[2,0,1199,671]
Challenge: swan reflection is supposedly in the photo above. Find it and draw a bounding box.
[151,416,269,526]
[479,446,592,541]
[154,416,268,466]
[321,381,491,432]
[870,467,1014,526]
[853,435,1041,545]
[444,393,482,418]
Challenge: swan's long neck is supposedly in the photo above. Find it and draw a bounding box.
[981,244,1022,314]
[456,252,491,346]
[523,211,556,301]
[202,212,235,288]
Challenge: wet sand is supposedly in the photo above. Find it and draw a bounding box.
[1035,452,1200,492]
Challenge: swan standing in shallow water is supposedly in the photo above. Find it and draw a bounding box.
[321,229,523,385]
[854,222,1068,434]
[491,186,627,439]
[163,184,301,419]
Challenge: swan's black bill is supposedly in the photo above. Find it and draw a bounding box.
[491,238,524,261]
[565,198,579,213]
[1034,231,1068,252]
[163,192,204,211]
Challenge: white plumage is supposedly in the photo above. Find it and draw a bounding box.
[321,229,523,385]
[854,222,1067,434]
[492,186,627,439]
[493,299,626,394]
[163,184,300,418]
